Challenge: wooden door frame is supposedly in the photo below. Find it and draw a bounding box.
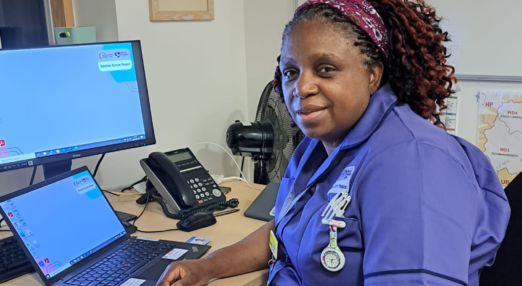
[50,0,74,27]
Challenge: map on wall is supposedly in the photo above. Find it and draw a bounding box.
[440,95,459,135]
[478,90,522,187]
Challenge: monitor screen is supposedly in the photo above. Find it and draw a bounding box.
[0,169,126,280]
[0,41,155,173]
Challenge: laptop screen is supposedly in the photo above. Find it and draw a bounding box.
[0,169,126,280]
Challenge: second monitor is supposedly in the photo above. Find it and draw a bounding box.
[0,40,156,179]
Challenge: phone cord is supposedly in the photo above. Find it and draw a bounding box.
[157,198,240,220]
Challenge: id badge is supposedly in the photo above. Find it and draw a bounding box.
[327,166,354,200]
[269,230,278,260]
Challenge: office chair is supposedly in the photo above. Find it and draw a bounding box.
[479,172,522,285]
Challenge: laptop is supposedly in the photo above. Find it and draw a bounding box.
[244,183,280,221]
[0,166,210,286]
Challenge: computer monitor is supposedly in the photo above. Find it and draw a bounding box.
[0,40,155,179]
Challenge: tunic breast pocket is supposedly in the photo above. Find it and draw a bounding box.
[336,216,364,252]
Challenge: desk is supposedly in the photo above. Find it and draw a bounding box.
[1,181,269,286]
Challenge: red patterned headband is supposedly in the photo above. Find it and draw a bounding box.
[296,0,389,57]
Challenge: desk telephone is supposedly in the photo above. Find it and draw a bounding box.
[140,148,238,224]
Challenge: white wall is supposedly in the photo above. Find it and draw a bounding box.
[243,0,295,120]
[428,0,522,77]
[73,0,119,42]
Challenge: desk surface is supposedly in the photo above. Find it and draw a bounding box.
[1,181,269,286]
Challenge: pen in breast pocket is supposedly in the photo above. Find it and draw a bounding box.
[213,209,240,217]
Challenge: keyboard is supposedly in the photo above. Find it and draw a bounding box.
[0,236,34,283]
[65,238,175,285]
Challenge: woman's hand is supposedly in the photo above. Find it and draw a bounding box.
[156,220,274,286]
[156,260,215,286]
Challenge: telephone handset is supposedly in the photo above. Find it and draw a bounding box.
[140,148,227,217]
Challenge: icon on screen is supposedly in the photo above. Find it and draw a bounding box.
[7,212,12,218]
[38,261,45,267]
[74,146,78,150]
[0,140,5,147]
[20,232,26,238]
[44,258,50,264]
[13,222,19,228]
[43,152,47,155]
[56,150,60,154]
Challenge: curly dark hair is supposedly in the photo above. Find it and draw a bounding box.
[273,0,457,125]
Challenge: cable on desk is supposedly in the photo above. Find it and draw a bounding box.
[93,153,115,196]
[192,142,254,188]
[91,153,143,197]
[156,197,239,221]
[121,176,147,192]
[132,193,179,233]
[103,190,120,197]
[240,157,245,178]
[29,166,37,186]
[93,153,105,178]
[136,228,178,233]
[132,192,152,227]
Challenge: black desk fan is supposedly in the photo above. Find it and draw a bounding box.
[226,81,304,184]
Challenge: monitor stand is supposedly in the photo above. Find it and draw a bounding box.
[42,159,138,230]
[42,159,73,180]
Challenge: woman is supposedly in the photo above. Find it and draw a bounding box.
[157,0,510,285]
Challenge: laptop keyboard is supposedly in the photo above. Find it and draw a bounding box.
[65,239,175,286]
[0,236,33,283]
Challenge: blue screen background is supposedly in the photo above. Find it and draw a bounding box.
[0,42,145,159]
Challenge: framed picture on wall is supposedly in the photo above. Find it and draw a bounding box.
[149,0,214,21]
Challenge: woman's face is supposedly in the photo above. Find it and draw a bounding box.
[280,18,383,146]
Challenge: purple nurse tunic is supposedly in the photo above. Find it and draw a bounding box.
[268,84,510,285]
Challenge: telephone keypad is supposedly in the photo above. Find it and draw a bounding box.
[183,172,223,204]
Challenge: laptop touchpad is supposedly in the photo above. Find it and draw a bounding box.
[135,259,173,281]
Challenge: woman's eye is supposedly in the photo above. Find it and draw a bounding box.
[319,66,335,73]
[283,70,297,78]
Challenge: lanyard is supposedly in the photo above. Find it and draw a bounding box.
[275,100,400,231]
[275,148,348,230]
